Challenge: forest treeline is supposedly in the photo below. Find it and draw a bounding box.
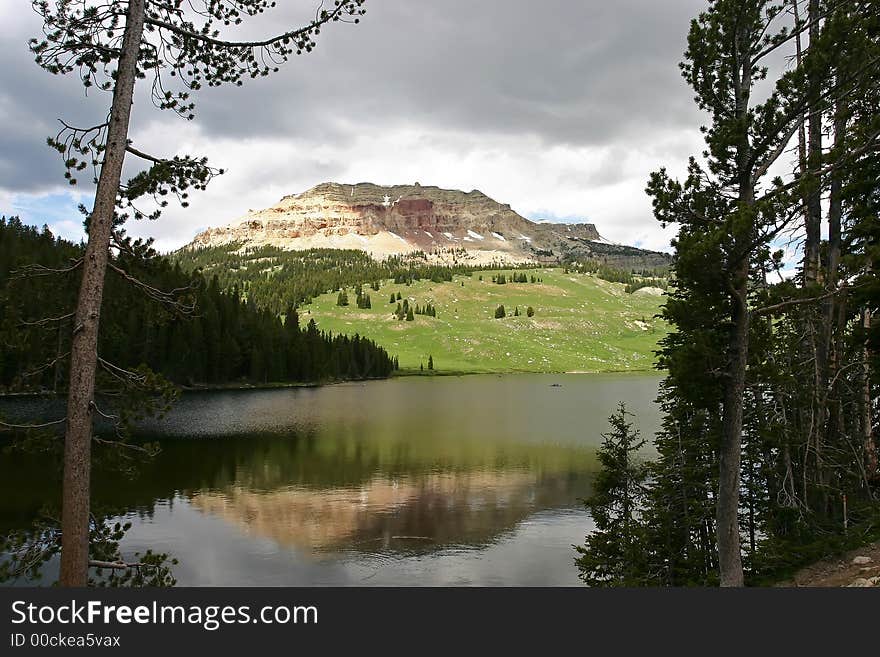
[172,244,492,315]
[578,0,880,586]
[0,216,395,391]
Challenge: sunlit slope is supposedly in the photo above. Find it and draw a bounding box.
[305,268,666,373]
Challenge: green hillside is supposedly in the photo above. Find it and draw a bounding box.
[304,268,667,374]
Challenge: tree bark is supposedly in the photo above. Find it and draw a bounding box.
[58,0,145,587]
[791,0,809,238]
[718,258,749,587]
[716,32,754,587]
[863,309,878,483]
[804,0,822,285]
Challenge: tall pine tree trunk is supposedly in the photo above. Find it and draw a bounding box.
[804,0,822,284]
[792,0,809,235]
[863,309,878,484]
[716,36,755,588]
[59,0,145,587]
[718,252,749,587]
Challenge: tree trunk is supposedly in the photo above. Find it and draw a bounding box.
[718,261,749,587]
[716,31,755,588]
[826,101,844,296]
[863,309,878,483]
[812,97,846,516]
[58,0,146,587]
[791,0,809,242]
[804,0,822,285]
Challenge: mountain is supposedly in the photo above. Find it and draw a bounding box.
[187,182,669,270]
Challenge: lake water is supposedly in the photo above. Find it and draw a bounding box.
[0,373,662,586]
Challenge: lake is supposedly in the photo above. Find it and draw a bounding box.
[0,373,662,586]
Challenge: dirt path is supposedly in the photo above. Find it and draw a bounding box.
[778,540,880,587]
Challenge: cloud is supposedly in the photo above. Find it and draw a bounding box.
[0,0,709,252]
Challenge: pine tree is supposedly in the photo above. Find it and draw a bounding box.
[494,305,506,319]
[527,306,534,317]
[576,403,648,586]
[427,355,433,370]
[643,0,880,586]
[27,0,367,585]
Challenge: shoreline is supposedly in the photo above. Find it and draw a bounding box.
[0,368,665,399]
[391,367,662,377]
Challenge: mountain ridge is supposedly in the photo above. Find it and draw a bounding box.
[187,181,669,270]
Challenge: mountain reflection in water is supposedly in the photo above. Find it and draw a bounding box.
[0,373,661,585]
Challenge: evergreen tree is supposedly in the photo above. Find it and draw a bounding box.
[527,306,534,317]
[576,404,648,586]
[640,0,880,586]
[0,218,396,394]
[27,0,367,587]
[427,355,433,370]
[494,305,506,319]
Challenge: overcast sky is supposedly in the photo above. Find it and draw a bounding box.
[0,0,712,253]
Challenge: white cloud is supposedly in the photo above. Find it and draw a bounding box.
[0,0,736,257]
[110,120,703,253]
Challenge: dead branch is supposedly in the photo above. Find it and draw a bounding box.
[91,435,156,456]
[11,259,83,279]
[0,418,66,430]
[88,559,159,570]
[752,284,856,317]
[98,357,148,386]
[89,400,119,421]
[19,313,75,328]
[107,262,196,314]
[22,351,70,378]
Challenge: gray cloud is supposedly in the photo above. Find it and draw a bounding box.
[0,29,110,193]
[0,1,716,254]
[192,0,705,145]
[1,0,705,195]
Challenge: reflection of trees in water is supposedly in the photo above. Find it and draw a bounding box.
[1,430,597,553]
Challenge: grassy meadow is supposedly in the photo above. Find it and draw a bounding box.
[303,268,667,374]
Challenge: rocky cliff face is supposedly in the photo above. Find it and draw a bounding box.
[188,182,668,268]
